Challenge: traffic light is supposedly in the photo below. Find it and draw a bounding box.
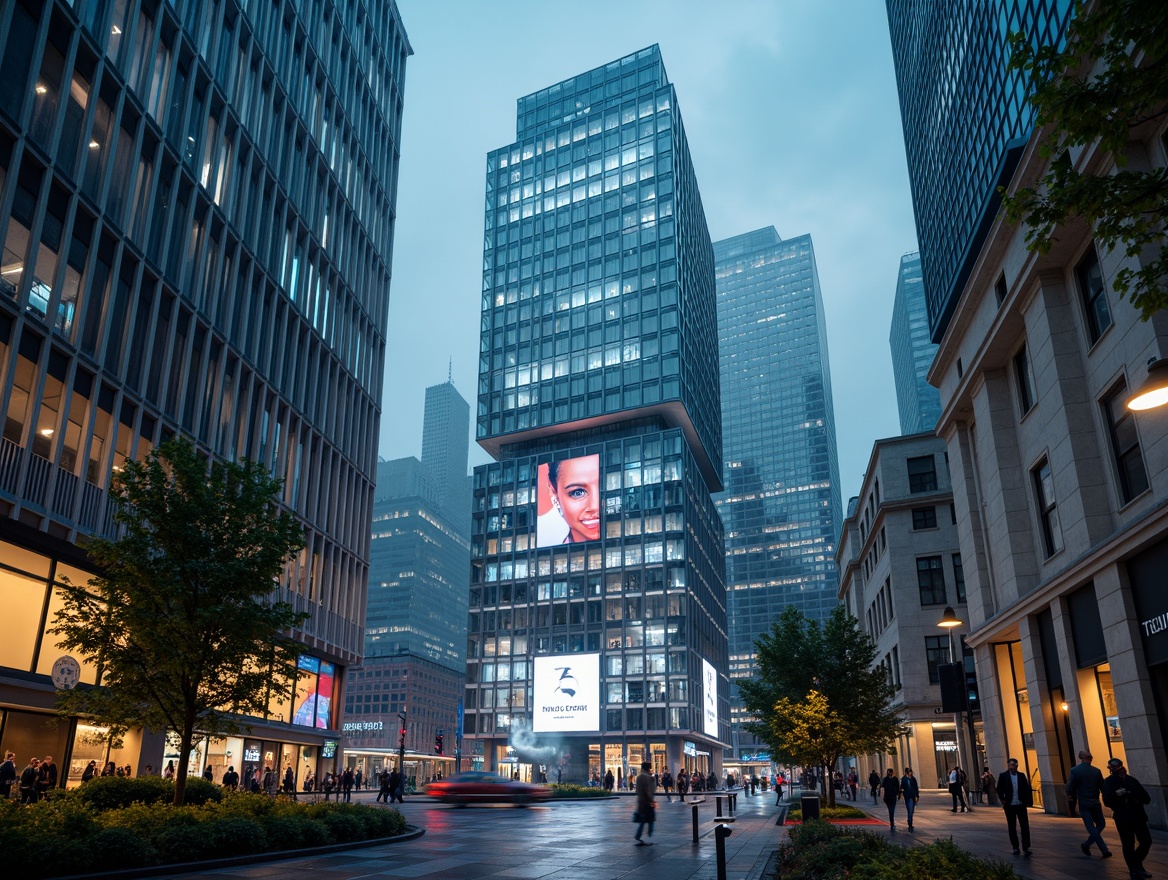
[938,663,967,713]
[435,730,444,755]
[399,727,407,749]
[962,648,981,716]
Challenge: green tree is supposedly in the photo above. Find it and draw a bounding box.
[51,436,307,805]
[737,605,903,806]
[769,691,853,797]
[1001,0,1168,319]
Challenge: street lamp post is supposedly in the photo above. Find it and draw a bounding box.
[1126,357,1168,410]
[937,606,971,808]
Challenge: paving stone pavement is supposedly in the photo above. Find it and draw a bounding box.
[831,786,1168,879]
[149,788,788,880]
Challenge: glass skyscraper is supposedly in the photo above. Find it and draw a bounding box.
[465,46,729,785]
[0,0,408,784]
[886,0,1073,340]
[889,252,941,435]
[713,227,842,758]
[345,381,470,762]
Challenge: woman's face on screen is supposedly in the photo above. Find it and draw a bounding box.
[551,457,600,542]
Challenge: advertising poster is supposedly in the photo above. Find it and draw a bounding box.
[532,653,600,732]
[292,655,320,727]
[536,454,601,547]
[315,661,335,729]
[702,658,718,737]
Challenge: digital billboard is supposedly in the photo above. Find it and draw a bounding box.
[702,658,718,737]
[532,653,600,732]
[536,454,601,547]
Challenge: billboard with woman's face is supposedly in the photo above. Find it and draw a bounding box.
[536,454,601,547]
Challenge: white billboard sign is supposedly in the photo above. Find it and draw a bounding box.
[533,653,601,733]
[702,658,718,737]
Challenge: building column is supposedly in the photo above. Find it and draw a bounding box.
[1049,596,1091,757]
[973,640,1007,775]
[1097,564,1168,825]
[1019,613,1068,813]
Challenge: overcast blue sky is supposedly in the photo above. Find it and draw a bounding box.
[378,0,919,504]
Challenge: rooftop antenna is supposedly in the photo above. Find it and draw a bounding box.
[448,357,452,383]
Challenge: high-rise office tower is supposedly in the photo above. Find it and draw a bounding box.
[464,46,729,784]
[422,379,472,536]
[344,381,471,762]
[886,0,1074,340]
[0,0,409,783]
[888,252,941,434]
[713,227,842,761]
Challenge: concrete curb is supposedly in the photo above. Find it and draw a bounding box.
[53,825,426,880]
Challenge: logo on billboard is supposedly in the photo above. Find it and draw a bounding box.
[702,658,718,737]
[553,667,578,698]
[533,654,600,732]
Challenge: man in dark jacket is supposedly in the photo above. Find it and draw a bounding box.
[900,766,921,831]
[19,758,40,804]
[37,755,58,800]
[222,766,239,790]
[1102,758,1152,878]
[1066,750,1112,857]
[341,767,354,802]
[377,768,391,803]
[996,757,1033,855]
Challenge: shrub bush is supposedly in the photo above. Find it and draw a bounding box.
[549,784,609,798]
[72,775,222,810]
[777,821,1019,880]
[2,790,407,877]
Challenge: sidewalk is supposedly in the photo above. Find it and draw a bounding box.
[837,789,1168,879]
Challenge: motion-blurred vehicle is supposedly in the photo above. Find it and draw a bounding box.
[425,771,552,806]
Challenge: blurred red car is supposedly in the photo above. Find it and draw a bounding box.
[426,771,552,806]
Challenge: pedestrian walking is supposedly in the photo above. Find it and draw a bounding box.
[949,765,968,812]
[633,761,657,846]
[847,768,859,802]
[377,768,391,803]
[222,765,239,790]
[677,768,689,800]
[868,769,881,804]
[283,766,296,797]
[322,771,336,800]
[263,766,278,796]
[662,768,674,802]
[355,768,363,791]
[1066,750,1112,858]
[1102,758,1152,879]
[19,757,40,804]
[342,767,354,802]
[203,764,214,782]
[163,760,175,780]
[0,751,16,799]
[37,755,58,800]
[981,767,997,806]
[604,768,614,791]
[880,768,901,831]
[900,766,920,831]
[80,760,98,784]
[996,757,1033,855]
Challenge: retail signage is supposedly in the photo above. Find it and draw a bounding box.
[321,741,337,758]
[684,741,697,756]
[702,658,718,737]
[536,455,601,547]
[243,747,261,762]
[1127,538,1168,666]
[342,721,383,732]
[532,653,600,732]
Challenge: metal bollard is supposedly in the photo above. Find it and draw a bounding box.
[715,796,723,819]
[715,823,733,880]
[729,792,736,813]
[691,801,700,843]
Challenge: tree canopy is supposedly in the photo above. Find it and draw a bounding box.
[737,605,904,805]
[52,436,307,805]
[1001,0,1168,318]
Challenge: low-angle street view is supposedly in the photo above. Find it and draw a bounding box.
[0,0,1167,878]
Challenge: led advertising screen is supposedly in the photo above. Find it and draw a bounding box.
[536,454,601,547]
[532,653,600,732]
[702,658,718,737]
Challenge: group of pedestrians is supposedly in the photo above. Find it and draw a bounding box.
[858,751,1154,879]
[875,766,921,831]
[0,751,58,803]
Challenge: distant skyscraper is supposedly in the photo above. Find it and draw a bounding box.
[714,227,843,758]
[889,252,941,434]
[345,381,471,757]
[422,380,472,536]
[0,0,409,782]
[464,46,729,784]
[885,0,1074,340]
